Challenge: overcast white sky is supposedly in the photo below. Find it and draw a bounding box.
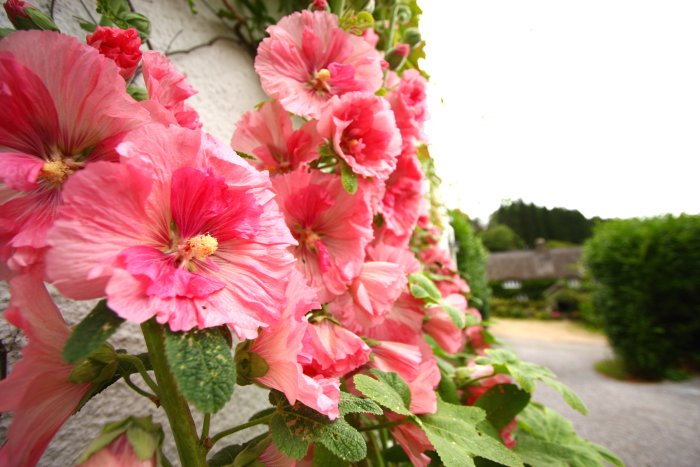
[420,1,700,223]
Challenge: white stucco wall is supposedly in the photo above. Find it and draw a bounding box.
[0,1,272,465]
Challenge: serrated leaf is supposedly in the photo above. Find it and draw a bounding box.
[317,418,366,462]
[338,392,383,416]
[164,327,235,413]
[409,272,441,302]
[270,398,366,462]
[63,300,124,364]
[476,349,588,415]
[474,384,530,429]
[515,404,623,467]
[270,413,310,459]
[419,399,523,467]
[340,162,358,194]
[354,371,411,415]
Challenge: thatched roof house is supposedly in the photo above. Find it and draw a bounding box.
[486,244,582,282]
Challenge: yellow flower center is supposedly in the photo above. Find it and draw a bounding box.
[40,159,72,186]
[186,234,219,261]
[310,68,332,93]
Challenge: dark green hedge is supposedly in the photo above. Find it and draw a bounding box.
[449,210,491,318]
[583,215,700,379]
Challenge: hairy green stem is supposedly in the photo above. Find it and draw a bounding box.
[141,320,207,467]
[210,414,273,446]
[201,413,211,444]
[116,354,160,396]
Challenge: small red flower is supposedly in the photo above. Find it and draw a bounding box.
[86,26,142,80]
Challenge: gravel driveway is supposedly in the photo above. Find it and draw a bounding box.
[491,320,700,467]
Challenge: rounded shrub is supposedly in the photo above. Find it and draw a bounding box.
[584,215,700,379]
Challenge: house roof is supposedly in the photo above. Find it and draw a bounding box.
[486,247,582,281]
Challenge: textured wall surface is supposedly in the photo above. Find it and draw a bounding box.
[0,1,271,465]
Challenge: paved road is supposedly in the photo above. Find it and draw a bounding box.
[497,334,700,467]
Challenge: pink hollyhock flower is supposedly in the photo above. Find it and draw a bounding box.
[310,0,328,11]
[271,168,373,302]
[231,100,321,175]
[317,92,402,181]
[361,28,379,47]
[77,433,156,467]
[466,323,490,355]
[423,293,468,354]
[500,418,518,449]
[388,415,433,467]
[302,319,370,378]
[0,275,92,467]
[86,26,142,80]
[0,30,148,276]
[328,260,406,332]
[259,443,313,467]
[363,291,424,344]
[250,270,340,419]
[377,152,424,247]
[46,125,296,337]
[255,10,383,118]
[140,51,201,130]
[386,69,429,150]
[370,340,422,382]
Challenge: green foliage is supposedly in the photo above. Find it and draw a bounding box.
[268,392,366,462]
[514,404,623,467]
[474,384,531,430]
[63,300,124,364]
[353,369,411,416]
[480,224,525,252]
[475,349,587,415]
[409,272,465,328]
[96,0,151,40]
[489,199,595,248]
[163,327,236,413]
[584,214,700,378]
[418,399,523,467]
[77,416,163,464]
[450,209,492,317]
[340,161,358,194]
[338,392,383,416]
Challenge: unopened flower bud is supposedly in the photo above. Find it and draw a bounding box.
[3,0,59,31]
[69,343,117,384]
[234,341,269,386]
[310,0,328,11]
[403,27,422,46]
[385,43,410,70]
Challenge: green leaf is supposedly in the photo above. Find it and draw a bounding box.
[163,327,236,413]
[312,443,347,467]
[25,7,60,31]
[340,162,358,194]
[207,444,246,467]
[419,399,523,467]
[63,300,124,364]
[353,370,411,416]
[127,85,149,101]
[316,418,366,462]
[514,404,623,467]
[439,299,466,328]
[474,384,530,429]
[437,366,460,404]
[338,392,383,416]
[269,394,367,462]
[476,349,588,415]
[0,27,15,38]
[408,272,441,302]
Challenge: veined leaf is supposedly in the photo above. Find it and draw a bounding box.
[353,370,411,416]
[338,392,383,416]
[63,300,124,364]
[474,384,530,429]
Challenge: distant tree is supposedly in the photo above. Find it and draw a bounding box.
[489,199,594,247]
[479,224,525,252]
